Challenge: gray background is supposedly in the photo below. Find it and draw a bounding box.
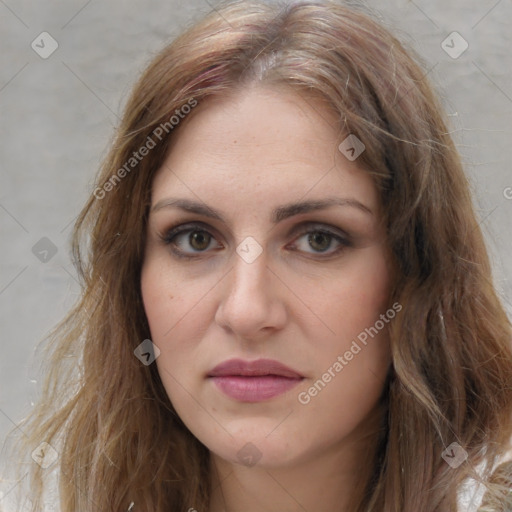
[1,0,511,507]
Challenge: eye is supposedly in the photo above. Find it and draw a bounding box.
[161,222,222,257]
[289,225,351,256]
[160,222,351,259]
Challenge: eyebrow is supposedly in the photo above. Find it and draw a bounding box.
[151,197,373,223]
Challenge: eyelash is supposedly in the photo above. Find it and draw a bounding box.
[160,222,352,260]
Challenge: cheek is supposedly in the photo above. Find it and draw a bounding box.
[140,256,213,390]
[299,247,393,399]
[141,263,173,337]
[305,247,393,342]
[141,254,205,338]
[141,258,188,370]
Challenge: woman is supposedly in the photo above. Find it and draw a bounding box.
[7,0,512,510]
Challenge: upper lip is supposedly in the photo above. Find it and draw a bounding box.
[207,358,303,379]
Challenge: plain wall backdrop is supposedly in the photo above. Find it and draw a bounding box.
[1,0,511,507]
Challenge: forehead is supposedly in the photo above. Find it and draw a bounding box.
[151,85,379,214]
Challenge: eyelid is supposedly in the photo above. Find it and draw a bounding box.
[287,221,351,240]
[161,221,220,244]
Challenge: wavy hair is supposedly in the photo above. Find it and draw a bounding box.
[6,0,512,510]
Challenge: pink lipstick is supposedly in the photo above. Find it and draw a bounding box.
[207,358,303,402]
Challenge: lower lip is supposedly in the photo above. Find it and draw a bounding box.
[209,375,303,402]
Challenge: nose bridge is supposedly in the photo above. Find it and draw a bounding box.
[228,250,270,304]
[215,248,286,336]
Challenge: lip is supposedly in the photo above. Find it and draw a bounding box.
[207,358,304,402]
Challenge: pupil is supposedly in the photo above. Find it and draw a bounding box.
[190,231,210,250]
[309,233,331,252]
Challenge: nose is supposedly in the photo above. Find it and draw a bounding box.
[214,250,287,340]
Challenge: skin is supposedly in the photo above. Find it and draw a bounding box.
[141,84,395,512]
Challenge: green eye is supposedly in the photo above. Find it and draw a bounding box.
[307,232,333,252]
[290,225,351,256]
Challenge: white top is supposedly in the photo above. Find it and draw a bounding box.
[457,447,512,511]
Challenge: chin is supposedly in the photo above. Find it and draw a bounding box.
[203,426,305,469]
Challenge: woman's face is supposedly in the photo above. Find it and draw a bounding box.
[141,85,394,469]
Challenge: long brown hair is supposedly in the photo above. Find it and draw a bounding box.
[6,1,512,510]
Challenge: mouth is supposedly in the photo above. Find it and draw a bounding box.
[207,358,304,402]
